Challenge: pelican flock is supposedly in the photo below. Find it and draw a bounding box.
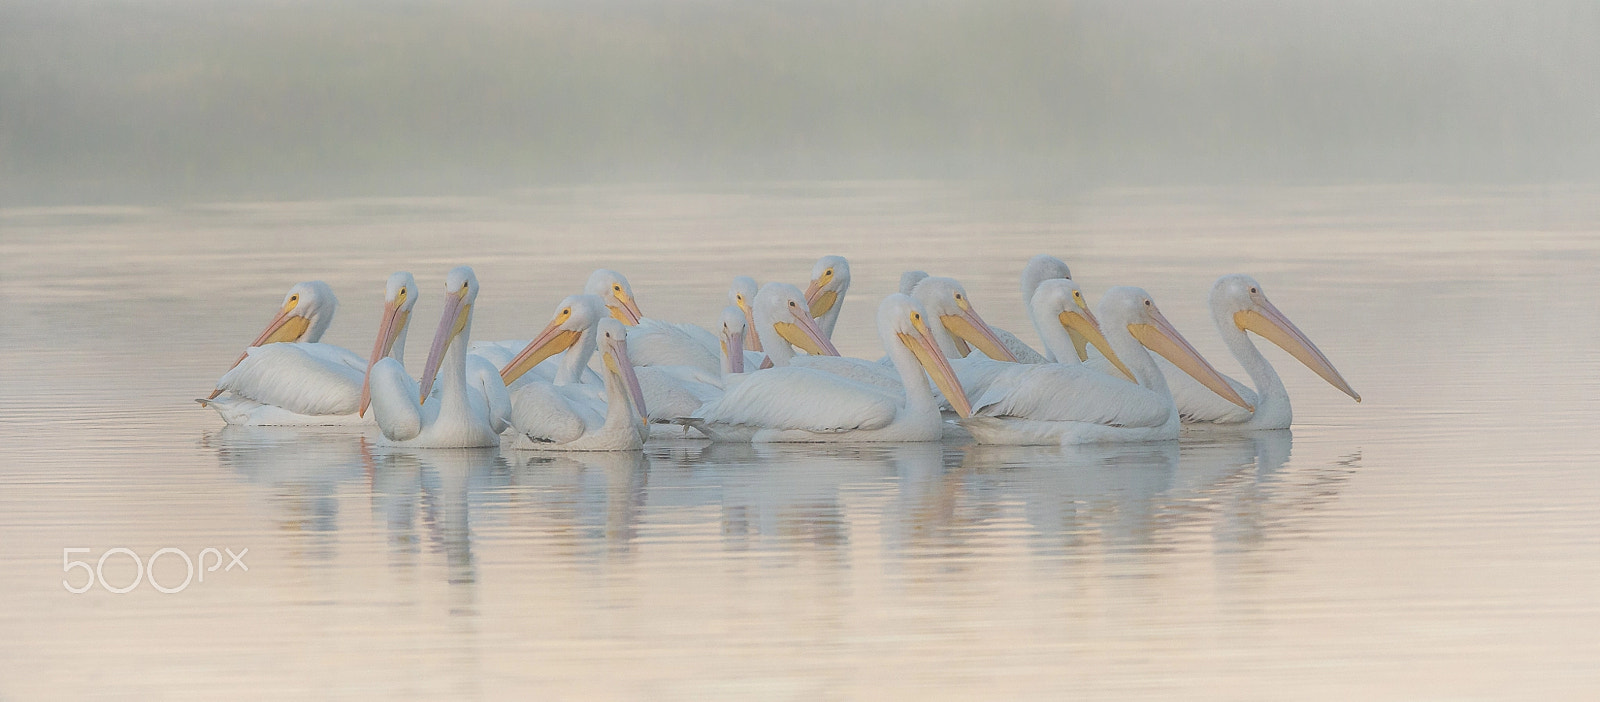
[202,254,1360,449]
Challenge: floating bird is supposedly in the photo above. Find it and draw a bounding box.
[200,275,415,425]
[961,285,1252,445]
[689,294,971,443]
[366,267,509,448]
[1016,254,1074,362]
[505,318,650,451]
[803,255,851,340]
[1155,274,1360,429]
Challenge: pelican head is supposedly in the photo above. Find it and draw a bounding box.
[209,280,339,396]
[1030,279,1134,381]
[728,276,762,352]
[755,282,840,360]
[418,266,480,403]
[911,276,1019,362]
[499,294,606,386]
[585,269,641,325]
[595,318,648,424]
[1211,274,1360,402]
[1099,286,1252,410]
[898,270,929,296]
[359,272,419,416]
[1020,254,1072,301]
[803,255,850,319]
[880,294,972,418]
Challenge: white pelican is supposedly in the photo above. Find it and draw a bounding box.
[586,268,644,325]
[689,294,971,443]
[1015,254,1074,362]
[1156,274,1360,429]
[907,277,1020,363]
[803,255,850,340]
[200,275,415,425]
[729,276,763,352]
[504,318,650,451]
[961,285,1253,445]
[495,294,609,393]
[366,267,509,448]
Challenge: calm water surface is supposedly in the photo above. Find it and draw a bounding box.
[2,183,1598,699]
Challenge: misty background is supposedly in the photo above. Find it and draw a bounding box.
[2,0,1598,205]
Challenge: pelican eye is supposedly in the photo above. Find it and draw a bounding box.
[613,284,622,292]
[1144,300,1152,306]
[562,308,570,315]
[1250,287,1258,293]
[912,312,921,320]
[290,295,298,301]
[954,293,963,300]
[789,301,797,307]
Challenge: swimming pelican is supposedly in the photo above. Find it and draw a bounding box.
[689,294,971,443]
[746,282,910,394]
[803,255,850,340]
[1157,274,1360,429]
[504,318,650,451]
[200,275,415,425]
[366,267,509,448]
[961,285,1253,445]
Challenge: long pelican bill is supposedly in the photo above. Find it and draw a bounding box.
[1129,307,1253,411]
[608,291,642,325]
[805,285,838,319]
[208,301,312,398]
[499,320,584,386]
[899,324,973,418]
[419,292,470,403]
[738,302,763,352]
[774,306,840,356]
[941,308,1019,362]
[1236,301,1360,402]
[359,298,410,416]
[602,333,648,423]
[1057,309,1135,382]
[723,328,746,374]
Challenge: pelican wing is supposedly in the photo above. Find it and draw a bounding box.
[1143,356,1258,424]
[992,327,1048,364]
[508,383,597,444]
[625,320,721,375]
[637,366,724,421]
[790,355,908,395]
[295,341,368,373]
[695,367,898,432]
[367,357,423,441]
[216,343,364,416]
[467,340,528,370]
[972,363,1171,428]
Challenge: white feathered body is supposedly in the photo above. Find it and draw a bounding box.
[202,342,369,425]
